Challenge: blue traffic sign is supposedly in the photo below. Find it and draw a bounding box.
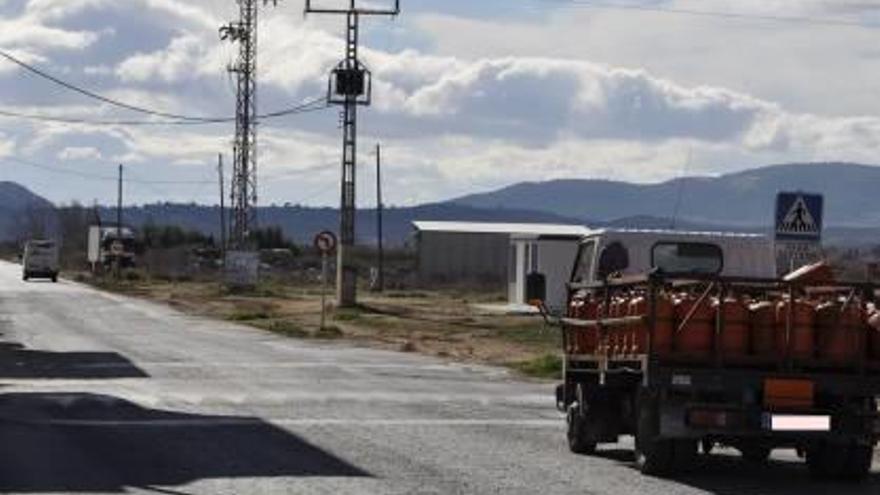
[775,192,823,242]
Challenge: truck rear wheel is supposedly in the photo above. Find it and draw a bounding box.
[634,395,675,476]
[567,403,597,455]
[840,444,874,481]
[739,444,772,464]
[806,441,870,480]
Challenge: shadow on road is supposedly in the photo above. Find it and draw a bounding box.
[0,342,148,379]
[0,392,371,492]
[595,447,879,494]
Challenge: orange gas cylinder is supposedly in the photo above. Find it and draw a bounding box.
[749,301,776,357]
[566,299,583,354]
[674,295,714,357]
[867,311,880,361]
[714,297,749,358]
[568,297,600,355]
[608,297,626,357]
[653,293,675,357]
[815,301,864,362]
[628,296,648,354]
[775,299,816,360]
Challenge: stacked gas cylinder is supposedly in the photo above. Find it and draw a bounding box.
[567,290,880,364]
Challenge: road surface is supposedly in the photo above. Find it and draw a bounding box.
[0,261,875,494]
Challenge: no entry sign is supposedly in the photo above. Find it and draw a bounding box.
[314,231,338,254]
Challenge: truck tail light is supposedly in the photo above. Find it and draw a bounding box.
[688,409,729,429]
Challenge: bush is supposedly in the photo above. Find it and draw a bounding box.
[226,310,273,321]
[510,354,562,379]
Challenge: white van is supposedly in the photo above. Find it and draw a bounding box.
[23,240,59,282]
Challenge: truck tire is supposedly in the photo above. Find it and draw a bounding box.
[673,439,698,472]
[51,274,58,283]
[739,444,772,464]
[567,403,597,455]
[634,395,675,476]
[22,272,28,281]
[840,444,873,481]
[806,441,848,479]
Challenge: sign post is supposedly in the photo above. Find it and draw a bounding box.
[314,231,338,330]
[774,192,824,274]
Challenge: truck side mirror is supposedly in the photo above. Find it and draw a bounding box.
[597,242,629,280]
[526,272,547,306]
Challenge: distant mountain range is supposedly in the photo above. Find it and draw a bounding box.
[453,162,880,228]
[4,163,880,247]
[90,203,582,246]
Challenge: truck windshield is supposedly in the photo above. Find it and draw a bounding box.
[652,242,722,275]
[571,240,597,283]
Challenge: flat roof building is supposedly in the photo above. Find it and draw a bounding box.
[412,221,589,292]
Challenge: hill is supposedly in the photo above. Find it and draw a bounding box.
[94,202,585,246]
[452,163,880,228]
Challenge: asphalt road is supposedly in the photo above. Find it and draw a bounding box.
[0,261,875,494]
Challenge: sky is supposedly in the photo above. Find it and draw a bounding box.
[2,0,880,207]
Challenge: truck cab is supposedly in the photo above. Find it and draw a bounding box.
[570,229,777,284]
[22,239,59,282]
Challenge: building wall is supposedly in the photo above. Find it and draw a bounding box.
[417,231,509,286]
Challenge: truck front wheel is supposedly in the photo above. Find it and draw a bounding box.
[567,403,597,455]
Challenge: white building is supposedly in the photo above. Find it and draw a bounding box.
[412,222,589,300]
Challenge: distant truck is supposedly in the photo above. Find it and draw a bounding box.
[530,229,880,479]
[88,226,136,271]
[22,239,59,282]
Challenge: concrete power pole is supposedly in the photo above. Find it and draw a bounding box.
[218,154,227,256]
[221,0,279,251]
[115,164,123,279]
[305,0,400,307]
[375,143,384,292]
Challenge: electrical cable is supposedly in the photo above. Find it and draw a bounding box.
[536,0,878,28]
[3,156,216,185]
[0,97,329,127]
[0,49,329,125]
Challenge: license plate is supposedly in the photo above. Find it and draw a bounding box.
[764,414,830,432]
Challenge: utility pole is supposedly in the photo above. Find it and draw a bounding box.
[221,0,279,251]
[375,143,384,292]
[116,164,123,279]
[218,154,227,256]
[305,0,400,307]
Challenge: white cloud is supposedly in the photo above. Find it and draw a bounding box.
[57,146,102,161]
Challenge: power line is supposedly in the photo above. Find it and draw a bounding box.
[4,156,216,185]
[0,96,329,127]
[538,0,879,28]
[0,50,223,122]
[0,49,330,125]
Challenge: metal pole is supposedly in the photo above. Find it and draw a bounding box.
[219,154,227,257]
[304,1,400,306]
[321,252,328,330]
[116,164,123,279]
[376,143,384,292]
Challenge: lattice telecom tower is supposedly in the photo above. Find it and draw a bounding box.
[221,0,279,249]
[305,0,400,307]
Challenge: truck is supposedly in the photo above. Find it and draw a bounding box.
[88,225,136,271]
[22,239,59,282]
[529,229,880,479]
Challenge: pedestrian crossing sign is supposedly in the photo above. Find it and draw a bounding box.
[775,192,823,242]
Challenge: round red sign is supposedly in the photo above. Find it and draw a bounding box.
[314,231,338,253]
